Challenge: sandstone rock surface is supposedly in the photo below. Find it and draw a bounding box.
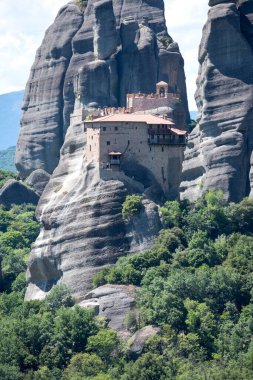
[79,284,137,331]
[180,1,253,202]
[26,169,51,196]
[16,0,189,178]
[129,326,161,356]
[0,179,39,209]
[25,117,162,301]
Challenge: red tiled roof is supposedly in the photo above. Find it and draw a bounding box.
[87,113,175,125]
[171,128,188,136]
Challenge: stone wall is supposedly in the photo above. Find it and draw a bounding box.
[127,93,176,112]
[86,121,184,198]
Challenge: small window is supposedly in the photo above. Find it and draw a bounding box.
[107,141,110,146]
[92,136,93,140]
[84,127,87,132]
[89,145,91,151]
[128,140,130,144]
[115,126,118,131]
[162,147,164,152]
[103,127,106,131]
[150,147,151,152]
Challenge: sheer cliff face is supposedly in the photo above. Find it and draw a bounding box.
[180,0,253,203]
[16,0,189,179]
[25,115,162,301]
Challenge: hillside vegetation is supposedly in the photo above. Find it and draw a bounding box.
[0,91,23,150]
[0,186,253,379]
[0,146,16,171]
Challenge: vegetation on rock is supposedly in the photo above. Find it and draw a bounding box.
[122,195,143,221]
[75,0,88,12]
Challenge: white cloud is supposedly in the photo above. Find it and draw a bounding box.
[0,0,67,94]
[0,0,209,110]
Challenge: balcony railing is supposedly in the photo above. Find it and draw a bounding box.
[148,135,186,146]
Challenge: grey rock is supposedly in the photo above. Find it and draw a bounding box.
[180,1,253,203]
[79,285,137,331]
[128,199,162,253]
[0,179,39,209]
[79,60,111,107]
[209,0,236,6]
[129,326,161,356]
[93,0,118,60]
[16,3,84,179]
[16,0,189,178]
[25,117,162,301]
[26,169,51,196]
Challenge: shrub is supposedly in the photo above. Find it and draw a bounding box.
[44,285,74,311]
[122,195,143,220]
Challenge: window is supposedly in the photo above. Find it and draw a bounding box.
[107,141,110,146]
[89,145,91,151]
[150,147,152,152]
[162,147,164,152]
[115,126,118,131]
[103,127,106,131]
[128,140,130,144]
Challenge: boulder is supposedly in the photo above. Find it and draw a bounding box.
[26,169,51,196]
[129,326,161,357]
[0,179,39,209]
[79,285,137,331]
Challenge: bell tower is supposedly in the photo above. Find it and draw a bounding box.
[156,81,169,96]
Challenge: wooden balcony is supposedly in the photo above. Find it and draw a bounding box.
[148,135,186,146]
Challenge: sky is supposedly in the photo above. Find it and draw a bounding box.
[0,0,209,110]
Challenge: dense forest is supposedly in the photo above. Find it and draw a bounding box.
[0,169,253,379]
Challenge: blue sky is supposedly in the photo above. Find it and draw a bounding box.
[0,0,209,110]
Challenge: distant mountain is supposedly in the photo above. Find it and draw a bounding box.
[0,146,16,172]
[0,90,24,150]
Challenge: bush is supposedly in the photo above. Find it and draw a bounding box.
[44,285,74,311]
[122,195,143,220]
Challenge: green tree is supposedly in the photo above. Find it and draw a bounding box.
[122,195,143,220]
[63,353,105,379]
[184,299,216,352]
[44,285,74,311]
[87,329,120,363]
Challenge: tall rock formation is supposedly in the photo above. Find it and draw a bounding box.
[16,0,189,179]
[25,113,162,301]
[180,0,253,202]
